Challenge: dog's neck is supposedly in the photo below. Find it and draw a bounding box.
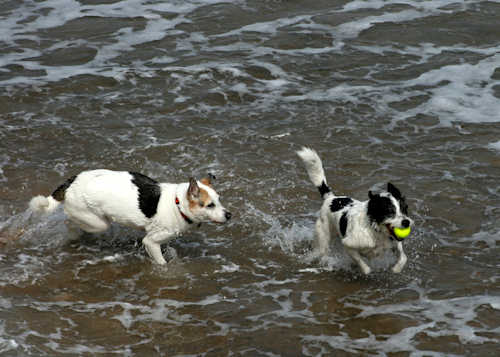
[175,196,193,224]
[173,184,197,225]
[363,202,393,242]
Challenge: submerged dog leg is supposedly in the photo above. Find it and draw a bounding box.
[142,231,174,265]
[314,216,331,256]
[345,247,371,275]
[392,241,407,273]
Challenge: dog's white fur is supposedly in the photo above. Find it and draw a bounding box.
[30,170,231,265]
[297,147,413,275]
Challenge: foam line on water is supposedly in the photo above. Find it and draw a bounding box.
[339,0,475,12]
[402,53,500,125]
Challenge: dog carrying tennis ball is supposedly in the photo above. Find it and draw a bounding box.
[394,226,411,239]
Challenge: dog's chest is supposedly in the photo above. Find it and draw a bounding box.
[145,183,191,232]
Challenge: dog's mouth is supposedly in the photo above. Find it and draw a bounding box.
[385,224,404,242]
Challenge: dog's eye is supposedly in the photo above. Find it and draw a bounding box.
[207,203,215,208]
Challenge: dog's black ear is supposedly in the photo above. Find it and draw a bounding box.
[387,182,402,199]
[188,177,200,199]
[368,190,375,199]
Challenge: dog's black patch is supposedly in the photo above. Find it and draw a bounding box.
[51,175,77,202]
[330,197,353,212]
[367,194,396,224]
[398,197,409,215]
[130,172,161,218]
[318,181,331,198]
[387,182,402,200]
[339,212,348,236]
[387,182,409,215]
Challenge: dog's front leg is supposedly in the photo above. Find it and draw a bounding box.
[142,231,174,265]
[345,247,371,275]
[392,241,407,273]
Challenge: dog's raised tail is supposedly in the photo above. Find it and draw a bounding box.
[29,175,76,214]
[297,147,332,199]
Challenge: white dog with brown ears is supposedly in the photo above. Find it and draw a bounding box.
[297,147,413,275]
[30,170,231,265]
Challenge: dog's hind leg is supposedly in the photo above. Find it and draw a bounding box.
[314,218,331,256]
[392,241,407,273]
[67,212,110,234]
[345,247,371,275]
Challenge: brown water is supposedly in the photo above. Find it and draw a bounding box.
[1,0,500,355]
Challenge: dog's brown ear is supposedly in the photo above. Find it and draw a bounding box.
[188,177,200,199]
[200,173,215,187]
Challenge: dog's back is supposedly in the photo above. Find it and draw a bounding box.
[65,170,155,229]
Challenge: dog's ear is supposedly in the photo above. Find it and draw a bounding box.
[200,173,215,187]
[188,177,200,199]
[387,182,402,199]
[368,190,375,199]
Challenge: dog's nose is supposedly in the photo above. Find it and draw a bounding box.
[402,219,410,228]
[225,211,232,220]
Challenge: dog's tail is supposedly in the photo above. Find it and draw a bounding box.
[29,195,61,214]
[29,175,76,214]
[297,147,333,199]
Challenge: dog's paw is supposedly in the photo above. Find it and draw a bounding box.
[392,264,404,273]
[392,254,407,273]
[154,258,168,266]
[361,265,371,275]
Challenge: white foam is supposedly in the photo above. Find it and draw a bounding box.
[4,0,497,131]
[0,298,12,309]
[80,253,124,266]
[488,141,500,151]
[458,230,499,249]
[303,321,436,356]
[0,154,9,182]
[215,15,312,37]
[346,288,500,346]
[0,326,19,354]
[334,9,423,40]
[491,301,500,310]
[275,40,500,127]
[298,268,322,274]
[215,262,240,273]
[339,0,472,12]
[404,53,500,125]
[0,0,232,86]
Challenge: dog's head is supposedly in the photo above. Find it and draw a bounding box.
[367,182,413,241]
[186,174,232,224]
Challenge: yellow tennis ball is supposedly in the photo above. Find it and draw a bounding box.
[394,226,411,239]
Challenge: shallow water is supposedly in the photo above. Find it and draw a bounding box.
[1,0,500,355]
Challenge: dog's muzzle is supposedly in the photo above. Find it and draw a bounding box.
[386,219,411,242]
[386,224,404,242]
[213,211,232,224]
